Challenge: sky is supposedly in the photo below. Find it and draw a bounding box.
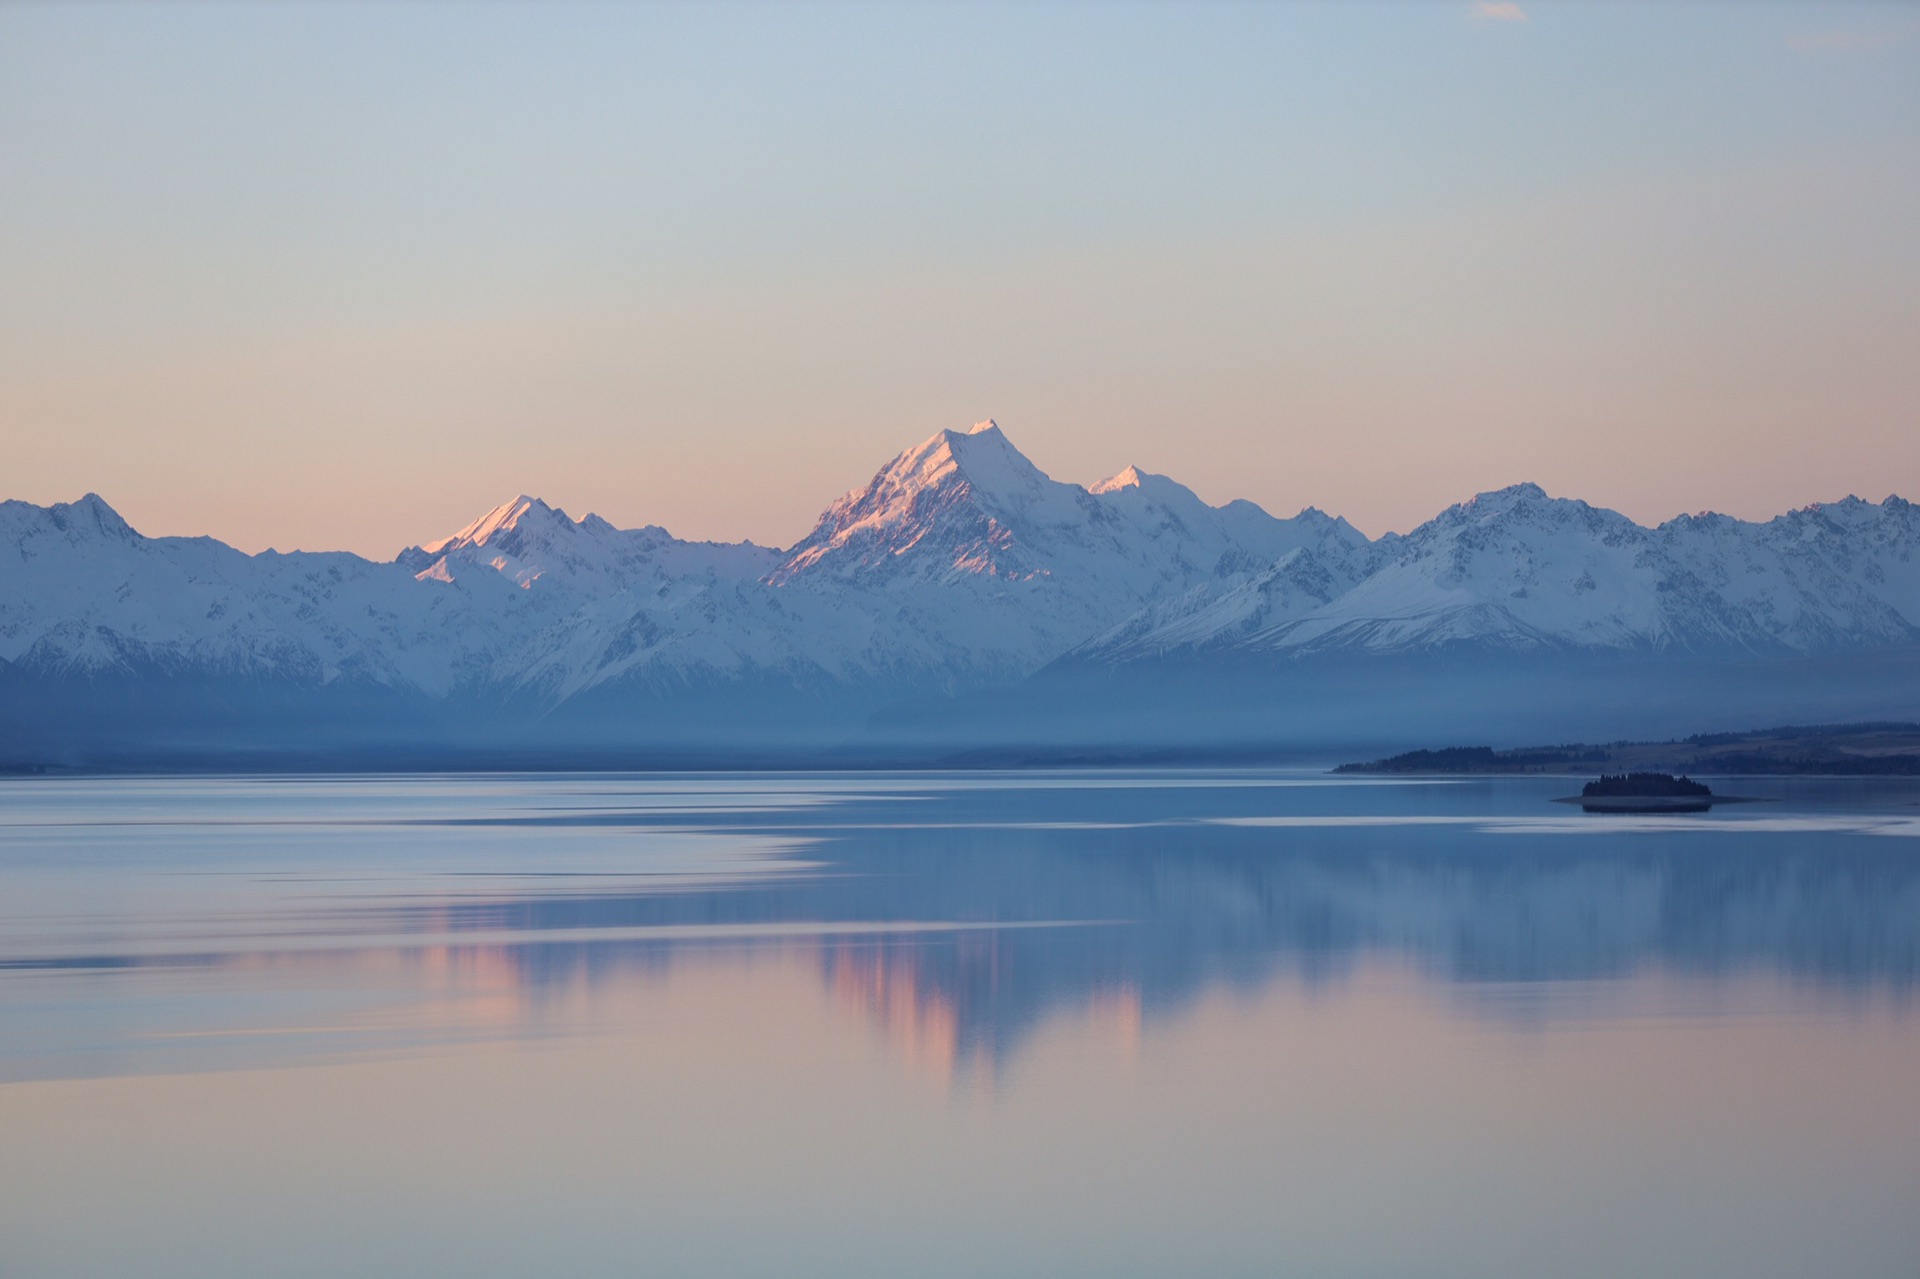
[1,1,1916,556]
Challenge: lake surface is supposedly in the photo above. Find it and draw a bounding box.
[3,769,1918,1278]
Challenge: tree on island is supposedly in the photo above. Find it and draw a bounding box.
[1582,773,1712,798]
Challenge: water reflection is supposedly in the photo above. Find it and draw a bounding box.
[7,773,1920,1279]
[2,771,1918,1083]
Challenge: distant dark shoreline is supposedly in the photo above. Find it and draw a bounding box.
[0,742,1341,778]
[9,722,1920,779]
[1336,722,1920,777]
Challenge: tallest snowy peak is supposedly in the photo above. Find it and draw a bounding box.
[851,418,1050,505]
[772,419,1085,581]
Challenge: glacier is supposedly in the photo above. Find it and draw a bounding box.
[3,421,1917,767]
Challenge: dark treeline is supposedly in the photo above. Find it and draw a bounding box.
[1582,773,1711,798]
[1334,745,1610,775]
[1336,721,1920,777]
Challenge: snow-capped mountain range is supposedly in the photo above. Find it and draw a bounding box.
[3,420,1916,760]
[1071,480,1920,664]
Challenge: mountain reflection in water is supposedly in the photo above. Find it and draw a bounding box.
[2,771,1916,1083]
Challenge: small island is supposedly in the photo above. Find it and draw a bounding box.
[1583,772,1711,798]
[1553,772,1751,814]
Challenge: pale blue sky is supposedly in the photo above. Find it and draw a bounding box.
[2,2,1916,554]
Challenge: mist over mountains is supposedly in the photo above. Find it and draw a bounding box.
[4,420,1918,767]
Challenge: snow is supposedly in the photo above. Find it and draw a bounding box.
[1090,466,1147,494]
[1079,481,1920,662]
[4,429,1918,717]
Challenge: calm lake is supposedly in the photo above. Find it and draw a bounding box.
[3,770,1918,1278]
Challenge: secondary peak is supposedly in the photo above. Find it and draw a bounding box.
[1090,466,1146,494]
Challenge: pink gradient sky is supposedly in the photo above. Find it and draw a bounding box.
[2,3,1915,556]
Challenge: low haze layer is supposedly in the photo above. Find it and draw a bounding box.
[4,419,1917,764]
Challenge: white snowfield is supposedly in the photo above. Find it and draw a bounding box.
[1078,482,1920,662]
[2,423,1916,709]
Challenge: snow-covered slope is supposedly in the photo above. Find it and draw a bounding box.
[3,426,1917,762]
[1659,496,1920,654]
[397,495,778,594]
[380,495,805,702]
[1068,519,1385,662]
[1269,483,1695,654]
[1073,484,1920,663]
[0,422,1345,712]
[754,420,1347,679]
[0,493,527,695]
[775,420,1314,587]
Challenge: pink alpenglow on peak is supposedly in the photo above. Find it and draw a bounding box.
[400,492,778,593]
[1087,466,1213,505]
[2,414,1919,764]
[771,419,1080,583]
[1090,466,1149,495]
[421,495,562,556]
[765,420,1335,678]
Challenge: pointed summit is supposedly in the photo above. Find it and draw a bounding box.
[1436,482,1560,525]
[1466,482,1548,508]
[772,419,1086,583]
[1090,466,1147,494]
[3,492,143,542]
[1089,465,1225,517]
[404,495,582,588]
[822,420,1060,526]
[424,495,566,554]
[64,493,137,539]
[767,418,1333,611]
[400,492,779,592]
[937,420,1060,502]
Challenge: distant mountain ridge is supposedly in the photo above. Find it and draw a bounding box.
[1069,482,1920,664]
[3,419,1917,764]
